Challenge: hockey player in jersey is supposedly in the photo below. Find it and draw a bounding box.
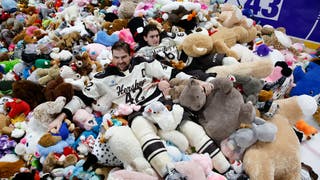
[49,41,231,179]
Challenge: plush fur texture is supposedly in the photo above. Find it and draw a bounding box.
[37,65,60,85]
[206,58,273,79]
[177,79,206,111]
[179,32,213,57]
[198,77,254,143]
[103,126,156,176]
[12,80,46,110]
[43,76,74,102]
[210,25,257,60]
[243,95,318,180]
[32,96,67,129]
[143,102,189,151]
[233,74,264,104]
[0,156,25,178]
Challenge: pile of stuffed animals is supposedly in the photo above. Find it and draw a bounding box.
[0,0,320,179]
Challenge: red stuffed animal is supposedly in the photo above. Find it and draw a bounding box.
[4,98,31,118]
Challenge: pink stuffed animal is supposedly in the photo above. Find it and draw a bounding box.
[117,28,136,50]
[114,103,141,116]
[189,153,227,180]
[73,109,97,130]
[83,43,110,60]
[264,61,295,99]
[280,50,297,67]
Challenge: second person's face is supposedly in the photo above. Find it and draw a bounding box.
[144,30,160,46]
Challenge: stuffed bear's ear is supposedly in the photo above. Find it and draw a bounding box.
[189,78,198,86]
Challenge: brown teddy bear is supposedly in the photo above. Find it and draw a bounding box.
[43,76,74,102]
[243,95,318,179]
[73,52,93,76]
[102,18,128,35]
[42,152,78,173]
[55,31,82,52]
[12,80,46,110]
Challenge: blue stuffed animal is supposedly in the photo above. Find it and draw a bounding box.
[1,0,17,13]
[290,61,320,97]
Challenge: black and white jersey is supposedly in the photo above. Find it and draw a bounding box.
[83,57,191,106]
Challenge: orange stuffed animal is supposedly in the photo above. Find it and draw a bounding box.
[295,119,318,140]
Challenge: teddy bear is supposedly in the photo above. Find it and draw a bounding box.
[176,31,239,73]
[0,96,11,114]
[142,101,189,152]
[232,74,265,104]
[59,65,88,91]
[42,147,79,173]
[11,79,46,110]
[262,26,293,51]
[102,18,128,35]
[217,3,245,28]
[178,77,255,143]
[72,52,94,76]
[264,61,294,100]
[220,116,278,162]
[117,0,143,19]
[42,76,74,102]
[49,48,73,65]
[169,78,207,110]
[206,58,274,79]
[209,25,258,60]
[32,96,67,130]
[37,64,60,86]
[14,117,48,161]
[242,95,317,180]
[55,31,82,52]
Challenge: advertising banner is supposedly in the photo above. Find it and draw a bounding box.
[224,0,320,43]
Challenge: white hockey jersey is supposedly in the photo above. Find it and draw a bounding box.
[83,57,191,106]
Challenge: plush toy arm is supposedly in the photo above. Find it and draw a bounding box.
[158,130,189,152]
[171,104,184,127]
[38,75,51,85]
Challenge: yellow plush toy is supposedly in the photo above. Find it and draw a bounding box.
[243,95,318,179]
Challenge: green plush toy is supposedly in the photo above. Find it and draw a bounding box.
[0,59,21,73]
[35,59,51,68]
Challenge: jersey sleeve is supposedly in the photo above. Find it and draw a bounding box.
[144,60,192,80]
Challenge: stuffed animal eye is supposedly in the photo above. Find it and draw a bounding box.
[88,120,94,124]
